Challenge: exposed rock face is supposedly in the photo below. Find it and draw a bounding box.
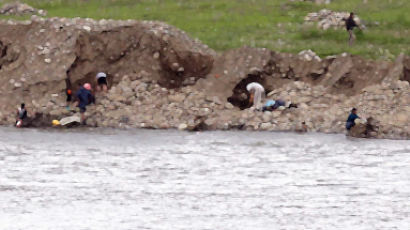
[0,18,408,140]
[0,17,215,122]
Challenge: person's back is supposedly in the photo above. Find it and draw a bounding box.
[76,87,93,108]
[246,82,264,92]
[75,83,94,124]
[246,82,265,110]
[18,107,27,120]
[346,113,359,123]
[345,15,357,31]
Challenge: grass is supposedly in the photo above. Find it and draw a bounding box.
[1,0,409,59]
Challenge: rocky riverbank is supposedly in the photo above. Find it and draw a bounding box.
[0,17,408,139]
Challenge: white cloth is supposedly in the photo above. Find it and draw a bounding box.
[96,72,107,79]
[246,82,265,110]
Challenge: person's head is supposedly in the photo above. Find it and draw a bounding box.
[83,83,92,91]
[21,103,25,108]
[350,12,354,17]
[351,108,357,114]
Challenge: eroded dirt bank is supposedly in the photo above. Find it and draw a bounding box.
[0,17,409,139]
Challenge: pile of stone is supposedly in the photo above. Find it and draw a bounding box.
[298,50,321,62]
[0,2,46,16]
[305,9,361,30]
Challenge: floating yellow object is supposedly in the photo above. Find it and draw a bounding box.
[52,120,60,126]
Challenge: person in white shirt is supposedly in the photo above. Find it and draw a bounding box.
[246,82,265,110]
[96,72,108,92]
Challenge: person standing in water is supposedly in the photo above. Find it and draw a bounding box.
[343,12,360,46]
[15,103,27,128]
[96,72,108,93]
[75,83,95,124]
[246,82,265,110]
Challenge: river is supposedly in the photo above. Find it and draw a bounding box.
[0,128,409,230]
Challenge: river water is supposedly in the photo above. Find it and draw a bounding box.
[0,128,409,230]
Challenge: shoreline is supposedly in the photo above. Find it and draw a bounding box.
[3,125,410,141]
[0,17,408,140]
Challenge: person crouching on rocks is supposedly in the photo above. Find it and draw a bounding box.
[96,72,108,93]
[15,103,28,128]
[346,108,360,131]
[75,83,95,124]
[246,82,265,110]
[262,99,298,111]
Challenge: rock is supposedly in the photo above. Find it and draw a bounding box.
[382,53,405,85]
[60,115,81,126]
[178,123,188,130]
[260,122,272,130]
[168,94,185,103]
[262,112,272,122]
[225,103,234,110]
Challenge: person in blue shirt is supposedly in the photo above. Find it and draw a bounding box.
[346,108,359,130]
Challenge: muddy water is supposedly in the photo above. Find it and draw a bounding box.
[0,128,409,230]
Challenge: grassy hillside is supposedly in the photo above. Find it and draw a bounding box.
[1,0,409,59]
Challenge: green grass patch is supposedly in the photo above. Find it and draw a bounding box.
[0,0,409,59]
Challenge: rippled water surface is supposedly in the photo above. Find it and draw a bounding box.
[0,128,409,230]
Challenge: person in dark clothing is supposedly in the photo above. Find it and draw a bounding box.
[66,88,72,109]
[15,103,27,128]
[75,83,95,123]
[65,78,73,110]
[346,108,360,130]
[343,12,360,46]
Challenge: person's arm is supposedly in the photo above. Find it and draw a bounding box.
[249,93,254,104]
[74,91,80,106]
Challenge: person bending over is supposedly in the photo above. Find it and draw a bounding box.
[246,82,265,110]
[96,72,108,92]
[75,83,95,124]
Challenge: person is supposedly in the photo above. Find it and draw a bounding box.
[343,12,360,46]
[66,88,72,110]
[75,83,95,124]
[262,99,295,111]
[96,72,108,92]
[262,99,276,111]
[346,108,360,130]
[246,82,265,110]
[15,103,27,128]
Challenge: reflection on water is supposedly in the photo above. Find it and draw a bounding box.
[0,128,409,230]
